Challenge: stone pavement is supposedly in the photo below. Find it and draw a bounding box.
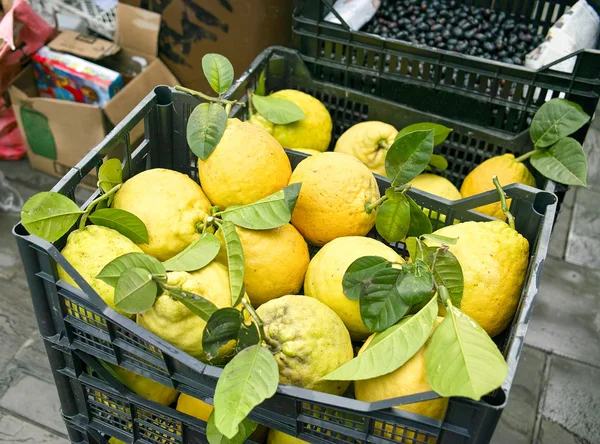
[0,115,598,443]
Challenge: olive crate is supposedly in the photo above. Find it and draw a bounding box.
[14,48,557,444]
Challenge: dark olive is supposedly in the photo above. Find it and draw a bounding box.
[465,29,476,39]
[501,56,513,63]
[483,41,495,52]
[452,27,464,37]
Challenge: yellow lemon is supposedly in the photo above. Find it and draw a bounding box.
[334,121,397,176]
[460,154,536,219]
[58,225,142,316]
[289,152,380,246]
[176,393,214,421]
[110,365,178,406]
[197,118,292,209]
[304,236,404,340]
[256,295,353,395]
[290,148,322,156]
[250,89,332,151]
[268,429,309,444]
[409,173,462,223]
[113,168,211,261]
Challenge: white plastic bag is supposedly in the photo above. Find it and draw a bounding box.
[324,0,381,31]
[0,171,23,213]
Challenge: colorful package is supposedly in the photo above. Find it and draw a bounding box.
[32,46,123,106]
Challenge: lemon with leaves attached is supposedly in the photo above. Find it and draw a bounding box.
[425,220,529,337]
[256,295,353,395]
[460,154,536,219]
[110,365,178,406]
[249,89,332,152]
[289,152,380,246]
[58,225,142,316]
[197,118,292,208]
[334,121,397,176]
[113,168,211,261]
[304,236,404,340]
[137,262,248,361]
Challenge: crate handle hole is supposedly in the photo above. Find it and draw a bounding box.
[533,192,557,215]
[155,86,173,106]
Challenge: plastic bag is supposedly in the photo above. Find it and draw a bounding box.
[0,170,23,212]
[325,0,380,31]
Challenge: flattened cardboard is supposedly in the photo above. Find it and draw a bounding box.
[48,31,119,60]
[115,3,160,60]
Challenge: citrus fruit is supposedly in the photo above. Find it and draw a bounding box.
[268,429,308,444]
[256,295,353,395]
[137,262,247,361]
[197,118,292,209]
[110,365,178,406]
[58,225,142,316]
[460,154,536,219]
[176,393,214,421]
[334,121,397,176]
[290,148,322,156]
[409,173,462,222]
[304,236,404,340]
[425,220,529,337]
[289,152,380,246]
[113,168,211,261]
[249,89,332,152]
[216,224,310,306]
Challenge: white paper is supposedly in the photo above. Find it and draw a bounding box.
[324,0,381,31]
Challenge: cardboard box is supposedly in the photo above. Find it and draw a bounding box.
[8,3,179,184]
[122,0,294,92]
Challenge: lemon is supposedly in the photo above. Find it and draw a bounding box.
[137,262,247,361]
[290,148,322,156]
[460,154,536,219]
[249,89,332,152]
[256,295,353,395]
[426,220,529,337]
[216,224,310,307]
[113,168,211,261]
[355,318,447,442]
[334,121,397,176]
[268,429,308,444]
[197,118,292,209]
[110,365,178,406]
[176,393,214,421]
[58,225,142,316]
[409,173,462,223]
[304,236,404,340]
[289,152,380,246]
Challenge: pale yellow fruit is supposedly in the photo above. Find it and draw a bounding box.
[216,224,310,307]
[460,154,536,219]
[249,89,332,152]
[334,121,397,176]
[268,429,309,444]
[113,168,211,261]
[256,295,353,395]
[409,174,462,200]
[176,393,214,421]
[290,148,322,156]
[58,225,142,316]
[355,318,447,442]
[111,365,178,406]
[304,236,404,340]
[426,220,529,337]
[137,262,247,361]
[289,152,380,246]
[197,118,292,209]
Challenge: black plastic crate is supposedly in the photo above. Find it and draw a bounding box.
[14,49,557,443]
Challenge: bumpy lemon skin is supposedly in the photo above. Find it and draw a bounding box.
[111,365,179,406]
[112,168,212,261]
[304,236,404,340]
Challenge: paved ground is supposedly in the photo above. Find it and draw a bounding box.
[0,114,598,443]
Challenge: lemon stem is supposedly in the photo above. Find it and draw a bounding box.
[174,85,244,106]
[378,140,390,150]
[79,184,121,230]
[365,195,388,213]
[514,150,535,163]
[493,176,516,230]
[438,286,451,306]
[241,297,278,350]
[247,89,255,118]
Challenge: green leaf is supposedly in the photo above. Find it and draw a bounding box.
[406,196,432,237]
[98,158,122,194]
[530,98,590,148]
[342,256,391,301]
[396,123,452,146]
[376,192,411,243]
[187,102,228,161]
[97,253,166,286]
[203,308,243,361]
[421,233,458,245]
[428,154,448,170]
[114,268,157,314]
[395,261,434,306]
[220,184,301,230]
[322,294,438,381]
[426,303,508,400]
[21,192,83,242]
[89,208,149,244]
[423,247,464,307]
[530,137,588,186]
[405,237,418,261]
[164,284,218,321]
[202,53,234,95]
[214,345,279,439]
[208,411,257,444]
[220,221,245,306]
[162,233,221,272]
[252,94,306,125]
[237,322,261,353]
[386,130,435,185]
[360,268,410,332]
